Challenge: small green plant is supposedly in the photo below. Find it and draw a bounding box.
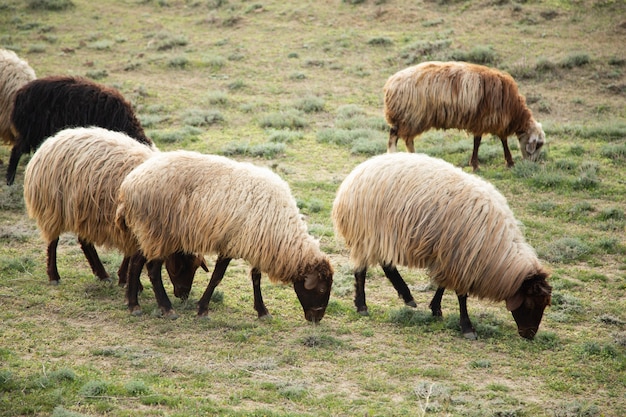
[267,129,303,143]
[540,237,591,263]
[559,52,591,69]
[182,109,224,126]
[79,380,109,397]
[294,96,325,113]
[259,110,308,129]
[367,36,393,46]
[85,69,108,80]
[28,0,74,10]
[124,380,151,396]
[154,32,188,50]
[168,56,189,69]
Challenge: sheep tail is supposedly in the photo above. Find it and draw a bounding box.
[115,203,129,234]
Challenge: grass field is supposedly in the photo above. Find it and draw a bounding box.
[1,0,625,416]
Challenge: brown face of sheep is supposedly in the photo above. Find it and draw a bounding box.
[164,252,209,300]
[293,262,334,323]
[506,272,552,340]
[517,121,545,162]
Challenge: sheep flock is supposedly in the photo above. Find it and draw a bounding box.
[1,46,557,339]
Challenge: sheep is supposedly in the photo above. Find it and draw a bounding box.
[23,127,207,311]
[7,75,151,185]
[383,61,545,171]
[115,150,334,322]
[331,152,552,339]
[0,49,36,147]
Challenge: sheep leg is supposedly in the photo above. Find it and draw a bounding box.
[499,136,515,168]
[354,268,369,315]
[46,238,61,284]
[78,238,110,283]
[251,267,271,319]
[457,293,477,340]
[381,263,416,307]
[387,126,399,152]
[125,252,146,316]
[471,135,482,171]
[429,286,445,317]
[117,256,130,286]
[145,259,178,319]
[5,142,25,185]
[197,256,231,318]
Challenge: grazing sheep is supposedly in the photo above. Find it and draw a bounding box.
[116,150,334,322]
[7,75,151,185]
[383,61,545,170]
[23,127,206,309]
[332,153,551,339]
[0,49,36,146]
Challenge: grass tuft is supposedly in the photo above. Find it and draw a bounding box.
[27,0,74,10]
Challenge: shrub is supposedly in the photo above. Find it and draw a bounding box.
[182,109,224,126]
[540,237,591,263]
[259,110,308,129]
[559,52,591,69]
[28,0,74,10]
[294,96,325,113]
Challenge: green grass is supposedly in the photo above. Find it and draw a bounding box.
[1,0,625,416]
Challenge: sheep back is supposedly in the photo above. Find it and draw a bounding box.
[0,49,36,145]
[117,150,329,284]
[383,61,536,142]
[11,75,151,153]
[24,127,156,255]
[332,152,545,302]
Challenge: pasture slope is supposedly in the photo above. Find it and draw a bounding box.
[0,0,625,416]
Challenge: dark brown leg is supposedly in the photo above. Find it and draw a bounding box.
[125,252,146,315]
[429,286,445,317]
[405,136,416,153]
[197,256,231,317]
[117,256,130,286]
[500,136,515,168]
[251,268,270,318]
[458,293,477,340]
[354,268,368,315]
[146,259,177,319]
[381,263,416,307]
[471,135,482,171]
[78,238,110,282]
[387,126,399,152]
[46,238,61,284]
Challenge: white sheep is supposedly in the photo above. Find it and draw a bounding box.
[23,127,206,312]
[0,49,36,146]
[332,152,551,339]
[116,150,334,322]
[383,61,545,170]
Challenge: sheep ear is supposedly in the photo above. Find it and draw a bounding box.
[506,292,524,311]
[200,257,209,272]
[304,272,319,290]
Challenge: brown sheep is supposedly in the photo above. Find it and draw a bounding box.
[384,61,545,170]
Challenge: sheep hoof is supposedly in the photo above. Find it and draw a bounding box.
[163,310,179,320]
[357,308,369,316]
[49,280,60,286]
[129,306,143,316]
[99,277,112,284]
[259,313,273,321]
[405,300,417,308]
[463,331,478,340]
[197,312,210,320]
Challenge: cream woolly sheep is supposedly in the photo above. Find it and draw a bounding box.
[384,61,545,170]
[116,150,334,322]
[23,127,206,307]
[0,49,35,146]
[332,153,551,339]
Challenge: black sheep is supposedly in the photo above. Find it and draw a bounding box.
[7,75,151,185]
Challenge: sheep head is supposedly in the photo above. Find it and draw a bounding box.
[293,259,334,323]
[517,121,545,162]
[164,252,208,300]
[506,272,552,339]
